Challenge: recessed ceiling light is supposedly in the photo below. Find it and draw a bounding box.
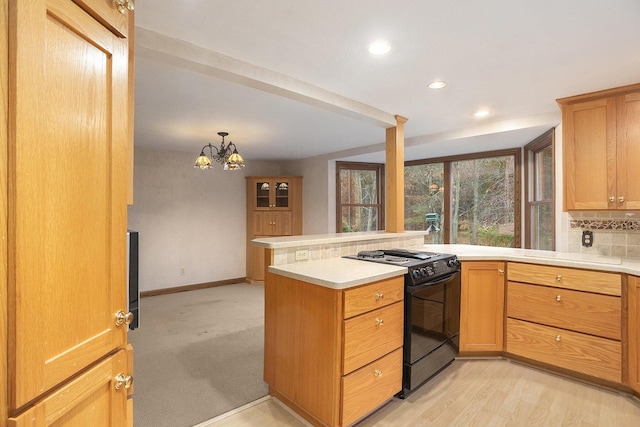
[428,80,447,89]
[368,40,391,56]
[474,109,490,118]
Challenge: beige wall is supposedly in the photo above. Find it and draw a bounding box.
[127,147,281,292]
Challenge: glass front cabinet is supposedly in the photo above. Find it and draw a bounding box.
[254,179,292,209]
[246,176,303,283]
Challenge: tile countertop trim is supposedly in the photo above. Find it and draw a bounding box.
[423,244,640,276]
[268,258,407,289]
[252,230,428,249]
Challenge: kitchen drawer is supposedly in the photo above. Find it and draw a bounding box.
[343,301,404,375]
[343,276,404,319]
[507,262,621,296]
[341,348,403,426]
[507,282,621,340]
[507,318,621,383]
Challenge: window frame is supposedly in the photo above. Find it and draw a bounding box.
[524,129,555,250]
[406,148,522,247]
[336,161,385,232]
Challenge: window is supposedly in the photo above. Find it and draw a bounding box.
[336,162,385,232]
[405,149,521,247]
[525,129,555,250]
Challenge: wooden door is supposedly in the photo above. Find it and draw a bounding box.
[629,276,640,393]
[562,98,616,210]
[616,92,640,210]
[8,350,130,427]
[8,0,129,409]
[460,261,505,353]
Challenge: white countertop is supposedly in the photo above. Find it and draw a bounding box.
[424,244,640,275]
[252,230,428,249]
[268,243,640,289]
[268,257,407,289]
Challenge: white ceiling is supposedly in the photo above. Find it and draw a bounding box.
[133,0,640,164]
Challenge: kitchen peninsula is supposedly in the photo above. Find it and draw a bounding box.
[253,233,640,426]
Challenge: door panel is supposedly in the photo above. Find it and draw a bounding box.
[8,351,130,427]
[9,0,128,409]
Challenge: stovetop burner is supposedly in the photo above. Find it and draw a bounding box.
[357,250,385,259]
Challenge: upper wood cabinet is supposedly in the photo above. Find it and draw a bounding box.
[557,83,640,210]
[4,0,134,423]
[246,176,302,283]
[459,261,506,353]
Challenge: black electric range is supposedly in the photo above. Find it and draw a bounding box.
[344,248,461,398]
[343,248,460,287]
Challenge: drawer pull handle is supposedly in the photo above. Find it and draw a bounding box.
[556,295,562,302]
[375,293,384,300]
[556,275,562,281]
[555,335,561,342]
[375,318,384,326]
[374,369,383,377]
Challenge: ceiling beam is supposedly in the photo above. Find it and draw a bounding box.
[136,28,397,128]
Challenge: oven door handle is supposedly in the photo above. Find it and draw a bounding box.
[407,271,460,294]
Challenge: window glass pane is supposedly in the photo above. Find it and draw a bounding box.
[535,146,553,201]
[451,156,515,247]
[531,203,553,250]
[341,206,378,232]
[404,163,445,244]
[340,169,378,204]
[275,181,289,207]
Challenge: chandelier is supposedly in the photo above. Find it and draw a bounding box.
[194,132,245,170]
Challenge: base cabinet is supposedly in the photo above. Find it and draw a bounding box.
[460,261,505,353]
[506,263,622,383]
[265,274,404,426]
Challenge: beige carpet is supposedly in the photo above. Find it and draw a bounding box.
[128,283,268,427]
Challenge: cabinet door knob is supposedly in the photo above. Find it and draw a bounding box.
[555,335,561,342]
[375,293,384,300]
[556,295,562,302]
[609,196,615,202]
[375,318,384,326]
[115,310,134,327]
[556,275,562,281]
[114,373,133,390]
[498,269,504,275]
[114,0,135,14]
[374,369,383,377]
[619,196,625,203]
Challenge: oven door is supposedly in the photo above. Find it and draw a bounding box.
[405,271,461,364]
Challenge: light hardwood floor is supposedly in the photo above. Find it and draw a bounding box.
[202,358,640,427]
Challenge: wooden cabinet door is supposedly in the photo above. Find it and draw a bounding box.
[562,97,617,210]
[460,261,505,353]
[629,276,640,393]
[8,350,131,427]
[8,0,129,409]
[616,92,640,210]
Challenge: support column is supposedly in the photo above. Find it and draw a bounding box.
[385,115,408,233]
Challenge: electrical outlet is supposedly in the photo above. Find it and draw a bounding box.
[180,267,185,275]
[582,230,593,247]
[295,249,309,261]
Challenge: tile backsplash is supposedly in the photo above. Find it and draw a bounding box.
[568,211,640,259]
